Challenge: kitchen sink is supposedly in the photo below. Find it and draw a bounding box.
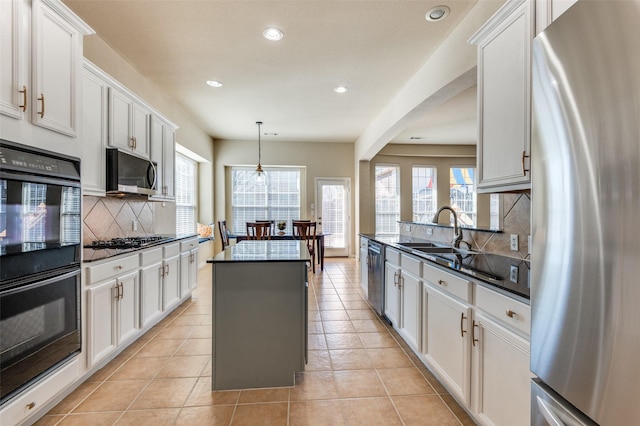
[395,242,442,249]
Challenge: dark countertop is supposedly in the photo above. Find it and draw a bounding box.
[360,234,530,303]
[207,240,311,263]
[82,234,198,263]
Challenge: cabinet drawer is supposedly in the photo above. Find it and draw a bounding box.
[475,284,530,336]
[401,253,422,277]
[86,254,139,284]
[180,238,198,252]
[385,247,401,265]
[422,263,471,302]
[164,242,180,257]
[140,247,163,265]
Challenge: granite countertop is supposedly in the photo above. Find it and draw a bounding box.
[360,233,530,303]
[207,240,311,263]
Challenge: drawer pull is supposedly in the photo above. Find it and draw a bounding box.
[26,401,36,410]
[460,312,467,337]
[505,309,517,318]
[437,279,445,285]
[116,265,123,270]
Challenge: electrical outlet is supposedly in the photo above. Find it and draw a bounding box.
[510,265,519,283]
[405,224,411,232]
[510,234,519,251]
[132,220,138,231]
[426,228,433,236]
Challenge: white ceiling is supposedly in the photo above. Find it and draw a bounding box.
[63,0,483,146]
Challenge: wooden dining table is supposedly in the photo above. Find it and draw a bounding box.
[234,232,326,271]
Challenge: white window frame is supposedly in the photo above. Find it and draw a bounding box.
[412,165,437,223]
[230,166,303,236]
[375,164,400,235]
[449,166,477,227]
[175,153,197,236]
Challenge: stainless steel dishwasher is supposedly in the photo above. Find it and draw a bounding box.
[367,240,385,316]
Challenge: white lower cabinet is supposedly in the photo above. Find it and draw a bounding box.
[384,260,401,327]
[87,269,139,367]
[382,248,531,426]
[359,237,368,296]
[423,283,472,405]
[162,243,181,310]
[139,247,164,328]
[180,238,199,297]
[472,285,532,426]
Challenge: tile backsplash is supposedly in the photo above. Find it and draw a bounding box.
[400,193,531,260]
[83,196,155,244]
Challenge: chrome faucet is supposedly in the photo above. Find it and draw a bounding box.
[432,205,463,248]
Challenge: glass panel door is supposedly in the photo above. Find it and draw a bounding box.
[316,178,350,257]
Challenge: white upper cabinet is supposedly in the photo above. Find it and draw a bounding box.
[0,0,93,136]
[109,86,151,158]
[150,115,177,201]
[81,61,109,196]
[470,0,534,193]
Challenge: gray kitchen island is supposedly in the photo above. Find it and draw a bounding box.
[207,240,309,390]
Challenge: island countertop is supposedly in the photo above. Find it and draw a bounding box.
[207,240,311,263]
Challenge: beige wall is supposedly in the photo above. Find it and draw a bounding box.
[213,139,355,254]
[82,35,215,232]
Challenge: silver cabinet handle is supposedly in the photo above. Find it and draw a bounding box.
[536,396,565,426]
[505,309,516,318]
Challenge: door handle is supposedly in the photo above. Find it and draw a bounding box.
[536,396,565,426]
[460,312,467,337]
[472,320,479,347]
[37,93,45,118]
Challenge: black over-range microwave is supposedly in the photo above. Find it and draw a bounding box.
[106,148,157,196]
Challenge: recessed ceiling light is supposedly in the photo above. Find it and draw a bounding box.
[206,80,223,87]
[263,27,284,41]
[425,5,450,22]
[334,86,348,94]
[410,137,423,140]
[264,132,279,136]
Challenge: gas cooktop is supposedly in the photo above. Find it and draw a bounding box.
[85,236,171,250]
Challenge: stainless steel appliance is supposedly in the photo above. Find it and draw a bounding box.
[106,148,157,196]
[367,240,384,316]
[531,1,640,424]
[0,139,81,405]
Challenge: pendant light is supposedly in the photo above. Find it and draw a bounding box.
[253,121,267,186]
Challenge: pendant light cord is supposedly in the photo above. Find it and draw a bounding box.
[256,121,263,167]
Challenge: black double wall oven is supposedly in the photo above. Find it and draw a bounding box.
[0,139,81,405]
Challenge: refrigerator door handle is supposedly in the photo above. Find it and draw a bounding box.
[537,395,566,426]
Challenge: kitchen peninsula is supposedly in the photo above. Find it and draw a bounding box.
[207,240,309,390]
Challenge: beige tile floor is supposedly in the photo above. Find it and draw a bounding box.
[36,258,475,425]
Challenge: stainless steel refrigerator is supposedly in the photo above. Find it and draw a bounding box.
[531,1,640,425]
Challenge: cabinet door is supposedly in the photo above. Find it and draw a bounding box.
[474,0,533,192]
[162,254,180,310]
[360,248,368,296]
[423,284,472,405]
[180,251,190,298]
[32,0,81,136]
[140,261,163,327]
[0,0,27,119]
[87,279,117,367]
[188,248,198,291]
[116,270,139,345]
[161,125,175,198]
[472,312,531,426]
[399,271,421,351]
[384,262,401,327]
[131,101,149,157]
[81,64,108,196]
[109,87,133,151]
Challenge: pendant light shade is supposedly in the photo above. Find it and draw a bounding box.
[253,121,267,187]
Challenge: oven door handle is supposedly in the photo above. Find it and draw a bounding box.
[1,268,80,295]
[0,171,80,188]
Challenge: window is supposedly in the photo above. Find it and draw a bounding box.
[375,164,400,235]
[175,153,197,236]
[449,167,477,227]
[231,167,301,235]
[412,166,437,222]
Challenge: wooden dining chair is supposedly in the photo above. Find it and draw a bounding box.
[255,220,275,235]
[292,220,317,273]
[218,220,230,250]
[246,221,272,240]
